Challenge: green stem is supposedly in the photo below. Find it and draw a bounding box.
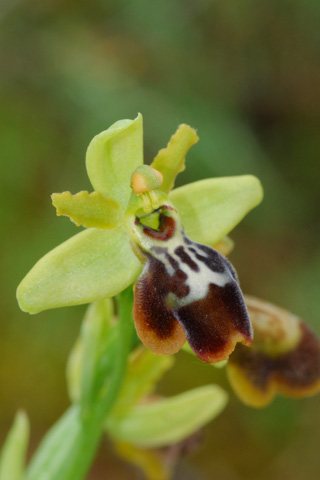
[25,287,134,480]
[95,287,134,423]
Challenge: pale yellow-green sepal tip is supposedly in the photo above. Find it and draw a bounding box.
[151,124,199,194]
[51,191,122,230]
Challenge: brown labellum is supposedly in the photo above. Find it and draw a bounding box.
[132,205,253,363]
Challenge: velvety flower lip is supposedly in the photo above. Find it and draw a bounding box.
[227,295,320,407]
[131,203,253,363]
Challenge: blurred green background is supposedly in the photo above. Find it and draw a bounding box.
[1,0,320,478]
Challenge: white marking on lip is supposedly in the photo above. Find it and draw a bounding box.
[150,230,232,308]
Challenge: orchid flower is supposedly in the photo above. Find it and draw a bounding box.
[227,295,320,407]
[17,114,263,364]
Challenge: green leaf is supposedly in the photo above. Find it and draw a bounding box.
[107,385,228,448]
[0,411,29,480]
[86,114,143,209]
[169,175,263,245]
[24,406,101,480]
[151,124,199,194]
[52,191,122,229]
[17,228,141,314]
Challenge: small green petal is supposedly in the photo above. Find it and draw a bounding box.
[169,175,263,245]
[51,191,122,229]
[0,411,29,480]
[86,114,143,209]
[151,124,199,194]
[107,385,228,448]
[17,228,141,314]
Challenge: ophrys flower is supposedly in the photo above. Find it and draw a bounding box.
[17,114,263,363]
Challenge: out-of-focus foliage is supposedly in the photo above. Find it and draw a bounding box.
[0,1,319,479]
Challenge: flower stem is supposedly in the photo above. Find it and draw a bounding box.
[95,287,134,423]
[25,287,134,480]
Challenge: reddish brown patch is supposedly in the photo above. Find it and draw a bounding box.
[133,257,186,355]
[228,323,320,403]
[275,324,320,391]
[176,282,252,363]
[136,205,176,241]
[142,214,176,241]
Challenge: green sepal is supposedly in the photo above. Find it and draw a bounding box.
[17,228,141,314]
[151,124,199,194]
[51,191,122,229]
[169,175,263,245]
[86,114,143,209]
[106,385,228,448]
[0,411,29,480]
